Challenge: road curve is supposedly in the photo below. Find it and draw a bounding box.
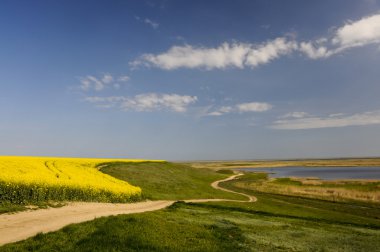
[211,173,257,202]
[0,173,254,246]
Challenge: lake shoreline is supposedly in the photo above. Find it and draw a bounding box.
[238,166,380,180]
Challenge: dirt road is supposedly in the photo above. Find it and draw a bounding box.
[0,173,254,245]
[211,173,257,202]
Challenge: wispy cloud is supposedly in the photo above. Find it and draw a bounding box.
[118,75,130,82]
[101,73,113,84]
[299,41,334,59]
[131,13,380,69]
[236,102,273,112]
[79,74,129,92]
[279,111,310,119]
[144,18,159,29]
[207,106,234,116]
[207,102,272,116]
[131,38,298,70]
[85,93,197,113]
[271,110,380,130]
[135,16,159,30]
[80,75,105,91]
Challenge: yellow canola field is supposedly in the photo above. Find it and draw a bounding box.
[0,156,163,203]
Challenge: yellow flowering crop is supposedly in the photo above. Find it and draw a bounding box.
[0,156,164,203]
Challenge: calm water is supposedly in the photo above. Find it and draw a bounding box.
[239,166,380,180]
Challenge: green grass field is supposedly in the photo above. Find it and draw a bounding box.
[2,162,380,251]
[99,162,245,200]
[2,200,380,251]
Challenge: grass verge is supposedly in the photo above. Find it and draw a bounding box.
[0,201,67,214]
[2,199,380,251]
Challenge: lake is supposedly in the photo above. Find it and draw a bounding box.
[238,166,380,180]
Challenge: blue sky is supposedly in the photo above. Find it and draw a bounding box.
[1,0,380,160]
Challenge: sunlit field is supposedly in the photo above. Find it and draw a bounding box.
[186,158,380,170]
[0,156,163,204]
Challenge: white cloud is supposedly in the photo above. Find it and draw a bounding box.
[299,42,333,59]
[245,38,298,67]
[300,13,380,59]
[144,18,159,29]
[332,14,380,49]
[135,16,160,30]
[118,75,130,82]
[122,93,196,112]
[84,96,125,108]
[79,74,129,92]
[101,74,113,84]
[236,102,273,112]
[80,75,105,91]
[271,110,380,130]
[85,93,197,113]
[207,106,233,116]
[131,37,297,70]
[84,96,126,103]
[280,111,309,119]
[207,111,224,116]
[329,113,345,117]
[132,43,248,70]
[79,78,91,91]
[207,102,272,116]
[131,13,380,69]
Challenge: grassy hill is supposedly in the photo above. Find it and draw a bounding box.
[100,161,245,200]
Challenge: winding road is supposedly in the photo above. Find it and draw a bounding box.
[0,173,255,246]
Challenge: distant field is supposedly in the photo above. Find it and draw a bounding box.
[0,156,162,209]
[225,172,380,203]
[186,158,380,203]
[185,157,380,170]
[272,177,380,202]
